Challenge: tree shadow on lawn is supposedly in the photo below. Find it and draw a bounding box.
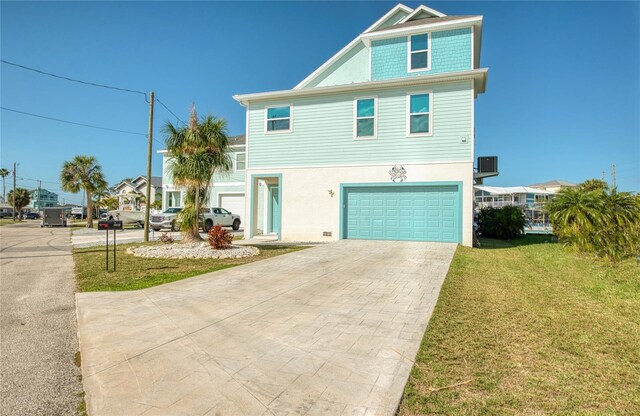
[478,234,558,250]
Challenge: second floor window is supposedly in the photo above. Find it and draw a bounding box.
[408,92,432,135]
[409,34,430,71]
[235,152,246,171]
[355,97,376,139]
[266,106,292,133]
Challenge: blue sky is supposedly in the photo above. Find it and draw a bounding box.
[1,1,638,206]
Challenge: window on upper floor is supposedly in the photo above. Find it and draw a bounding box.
[407,92,432,136]
[409,34,430,72]
[354,97,377,139]
[265,106,292,133]
[235,152,246,171]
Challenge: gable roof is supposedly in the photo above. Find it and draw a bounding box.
[369,15,479,33]
[528,180,577,188]
[293,3,482,90]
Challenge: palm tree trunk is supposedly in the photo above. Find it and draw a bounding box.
[182,186,203,243]
[86,191,93,228]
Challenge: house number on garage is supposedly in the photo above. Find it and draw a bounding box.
[389,165,407,182]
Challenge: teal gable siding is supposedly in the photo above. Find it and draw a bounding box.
[371,28,472,81]
[247,80,473,168]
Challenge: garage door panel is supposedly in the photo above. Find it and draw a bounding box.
[219,194,245,218]
[344,185,459,243]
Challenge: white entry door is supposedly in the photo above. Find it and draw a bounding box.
[219,194,245,216]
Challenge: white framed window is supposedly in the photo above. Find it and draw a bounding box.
[406,91,433,136]
[353,96,377,140]
[408,33,430,72]
[235,152,246,171]
[264,105,293,133]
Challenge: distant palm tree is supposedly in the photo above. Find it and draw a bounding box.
[0,168,9,202]
[164,106,232,242]
[60,155,107,228]
[7,188,31,220]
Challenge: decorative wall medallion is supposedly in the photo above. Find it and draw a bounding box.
[389,165,407,182]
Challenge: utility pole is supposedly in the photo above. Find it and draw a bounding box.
[143,91,155,242]
[38,180,42,213]
[612,163,616,189]
[12,162,16,222]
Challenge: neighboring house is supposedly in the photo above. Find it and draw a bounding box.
[528,179,576,193]
[233,3,488,246]
[29,188,59,210]
[113,176,162,211]
[474,185,554,234]
[159,134,246,215]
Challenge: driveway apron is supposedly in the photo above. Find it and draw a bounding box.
[76,240,456,415]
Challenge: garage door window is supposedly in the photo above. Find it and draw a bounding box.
[407,92,432,136]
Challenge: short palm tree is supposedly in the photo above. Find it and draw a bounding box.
[164,106,232,242]
[60,155,107,228]
[0,168,9,202]
[7,188,31,219]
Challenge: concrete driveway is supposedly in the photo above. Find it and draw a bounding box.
[77,240,456,416]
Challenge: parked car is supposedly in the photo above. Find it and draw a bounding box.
[149,207,241,232]
[24,212,41,220]
[0,210,14,219]
[149,207,183,231]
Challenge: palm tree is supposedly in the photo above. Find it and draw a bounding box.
[7,188,31,220]
[60,155,107,228]
[164,106,232,242]
[546,187,604,252]
[0,168,9,202]
[578,178,609,192]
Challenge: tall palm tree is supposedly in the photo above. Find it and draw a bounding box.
[60,155,107,228]
[164,106,232,242]
[0,168,9,202]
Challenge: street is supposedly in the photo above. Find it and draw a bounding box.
[0,223,82,415]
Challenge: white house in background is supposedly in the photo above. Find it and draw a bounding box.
[113,176,162,211]
[474,185,555,234]
[527,179,576,193]
[159,134,246,216]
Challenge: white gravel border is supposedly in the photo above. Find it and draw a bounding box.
[126,242,259,259]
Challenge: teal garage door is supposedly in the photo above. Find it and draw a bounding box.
[343,185,460,243]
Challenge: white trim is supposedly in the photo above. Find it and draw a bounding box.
[363,4,413,33]
[471,25,475,69]
[407,33,431,73]
[234,151,246,171]
[235,68,488,104]
[406,91,433,137]
[361,16,483,41]
[264,105,293,134]
[399,5,446,23]
[368,42,372,82]
[247,160,473,171]
[471,80,475,163]
[353,96,378,140]
[294,4,413,89]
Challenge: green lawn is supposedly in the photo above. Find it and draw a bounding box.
[74,242,306,292]
[400,236,640,415]
[0,218,19,226]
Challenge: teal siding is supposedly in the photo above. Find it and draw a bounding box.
[163,150,245,185]
[371,28,472,81]
[305,42,369,88]
[343,184,460,243]
[247,80,473,168]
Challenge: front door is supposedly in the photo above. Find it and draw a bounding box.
[269,186,280,234]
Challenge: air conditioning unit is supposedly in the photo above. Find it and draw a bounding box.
[478,156,498,173]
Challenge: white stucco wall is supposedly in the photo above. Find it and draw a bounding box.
[245,161,474,246]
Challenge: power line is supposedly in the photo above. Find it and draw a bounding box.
[156,98,186,125]
[1,59,147,99]
[1,106,147,137]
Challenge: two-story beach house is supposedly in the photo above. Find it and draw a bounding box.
[233,4,487,246]
[159,134,247,215]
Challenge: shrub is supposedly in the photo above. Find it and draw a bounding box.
[478,205,526,240]
[208,224,233,250]
[546,184,640,262]
[158,232,174,244]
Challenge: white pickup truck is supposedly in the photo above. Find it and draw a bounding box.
[149,207,241,232]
